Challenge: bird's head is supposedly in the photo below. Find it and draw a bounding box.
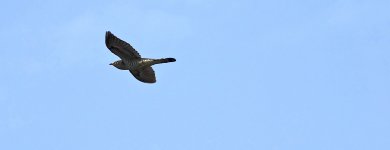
[110,60,127,70]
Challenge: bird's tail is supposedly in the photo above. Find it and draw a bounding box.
[156,58,176,64]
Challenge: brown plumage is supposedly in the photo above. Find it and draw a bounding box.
[105,31,176,83]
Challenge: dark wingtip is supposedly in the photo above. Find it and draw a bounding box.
[105,31,113,48]
[167,58,176,62]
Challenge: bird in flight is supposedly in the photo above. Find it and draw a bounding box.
[105,31,176,83]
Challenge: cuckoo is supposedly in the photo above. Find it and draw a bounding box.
[105,31,176,83]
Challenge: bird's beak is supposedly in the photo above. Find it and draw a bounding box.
[109,63,113,65]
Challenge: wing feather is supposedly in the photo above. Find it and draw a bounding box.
[105,31,141,60]
[130,67,156,83]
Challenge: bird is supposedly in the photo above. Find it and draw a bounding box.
[105,31,176,83]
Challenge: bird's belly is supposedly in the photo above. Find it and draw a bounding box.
[124,60,141,70]
[116,65,130,70]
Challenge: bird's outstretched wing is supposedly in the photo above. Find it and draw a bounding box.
[130,67,156,83]
[105,31,141,60]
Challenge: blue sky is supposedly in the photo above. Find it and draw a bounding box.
[1,0,390,149]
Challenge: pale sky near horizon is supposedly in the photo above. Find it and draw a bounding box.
[1,0,390,150]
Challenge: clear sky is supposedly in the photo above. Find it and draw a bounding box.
[1,0,389,149]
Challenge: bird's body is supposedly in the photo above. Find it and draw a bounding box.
[110,58,175,70]
[105,31,176,83]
